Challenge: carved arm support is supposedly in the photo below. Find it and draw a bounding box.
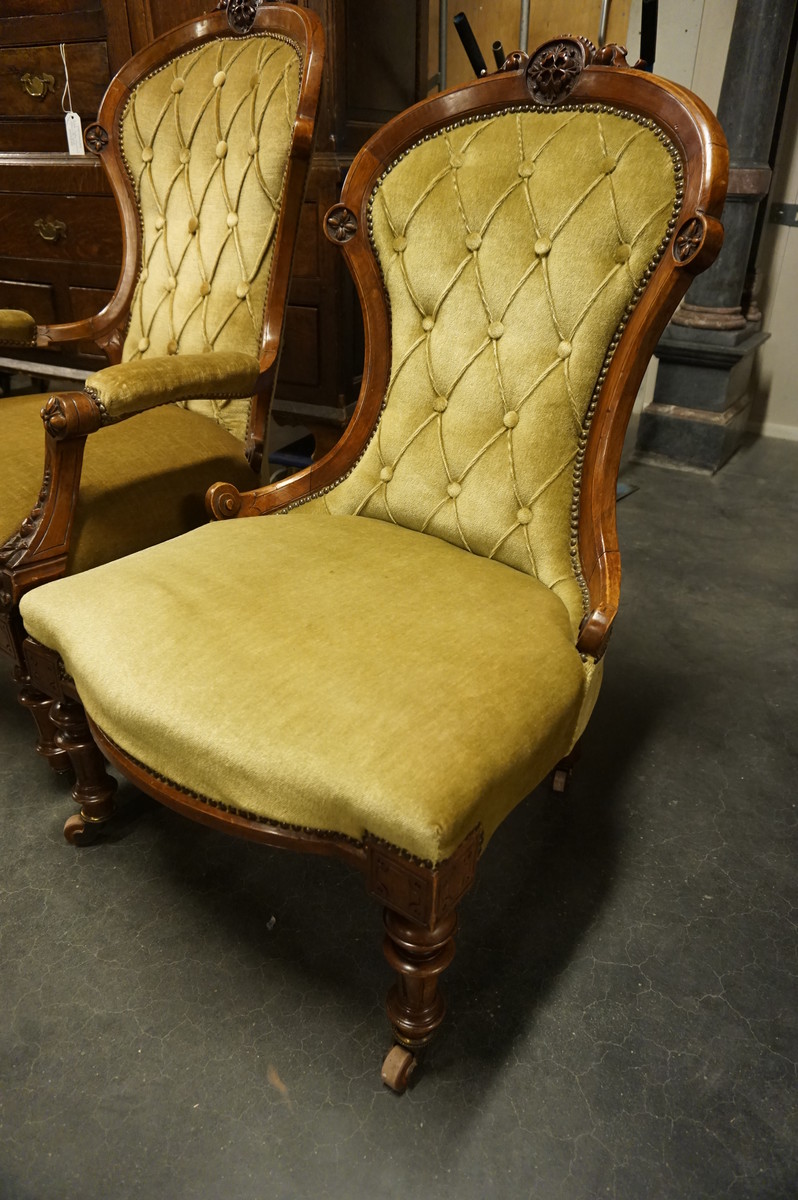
[0,392,105,607]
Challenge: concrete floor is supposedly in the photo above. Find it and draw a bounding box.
[1,435,796,1199]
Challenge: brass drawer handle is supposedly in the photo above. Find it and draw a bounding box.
[20,71,55,99]
[34,217,67,243]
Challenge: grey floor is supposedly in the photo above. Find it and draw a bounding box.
[1,435,796,1200]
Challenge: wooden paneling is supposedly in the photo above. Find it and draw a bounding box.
[429,0,631,90]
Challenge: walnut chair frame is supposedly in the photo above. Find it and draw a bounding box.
[0,0,324,769]
[24,38,727,1093]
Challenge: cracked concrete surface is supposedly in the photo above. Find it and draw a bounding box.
[0,434,796,1199]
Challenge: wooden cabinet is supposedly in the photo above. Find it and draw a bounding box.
[270,0,428,439]
[0,0,208,371]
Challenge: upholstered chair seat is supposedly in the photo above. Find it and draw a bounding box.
[19,37,727,1093]
[21,508,593,863]
[0,3,324,768]
[0,392,255,577]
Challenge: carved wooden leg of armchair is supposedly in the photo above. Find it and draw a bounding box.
[381,908,457,1093]
[50,696,117,844]
[16,672,72,774]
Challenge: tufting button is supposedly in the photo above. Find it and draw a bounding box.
[138,337,149,352]
[250,73,259,89]
[214,70,227,88]
[535,237,551,257]
[180,148,190,165]
[447,481,461,498]
[422,316,434,332]
[465,232,482,251]
[202,343,213,353]
[488,322,504,340]
[517,507,532,525]
[518,161,534,178]
[140,268,149,283]
[379,465,394,483]
[615,243,631,263]
[558,340,572,359]
[248,136,259,156]
[188,216,199,234]
[432,395,448,413]
[199,281,211,297]
[170,78,184,94]
[503,410,519,428]
[393,235,407,253]
[227,212,239,228]
[450,153,464,168]
[216,140,228,159]
[236,281,249,299]
[167,276,177,291]
[141,146,153,163]
[166,339,178,355]
[154,216,165,230]
[602,155,617,174]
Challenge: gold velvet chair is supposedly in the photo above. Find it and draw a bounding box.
[0,1,324,768]
[21,38,727,1092]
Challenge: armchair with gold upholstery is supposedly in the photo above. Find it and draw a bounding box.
[0,1,324,767]
[20,38,727,1092]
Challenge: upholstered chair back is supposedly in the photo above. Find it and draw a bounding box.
[317,107,681,634]
[120,34,301,439]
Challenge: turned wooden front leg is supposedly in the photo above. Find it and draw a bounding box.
[383,909,457,1049]
[50,696,117,842]
[16,673,71,774]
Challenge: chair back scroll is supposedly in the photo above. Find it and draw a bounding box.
[263,39,726,654]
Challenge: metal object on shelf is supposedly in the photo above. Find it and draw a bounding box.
[598,0,611,47]
[519,0,530,52]
[453,11,487,77]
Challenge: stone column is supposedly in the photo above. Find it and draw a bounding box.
[635,0,795,472]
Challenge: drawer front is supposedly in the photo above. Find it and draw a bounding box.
[0,277,56,325]
[4,193,121,263]
[0,3,105,51]
[0,42,109,152]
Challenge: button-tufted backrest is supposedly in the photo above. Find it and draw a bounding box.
[120,34,301,439]
[316,107,681,633]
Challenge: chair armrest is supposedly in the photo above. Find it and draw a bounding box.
[84,351,262,422]
[0,309,37,348]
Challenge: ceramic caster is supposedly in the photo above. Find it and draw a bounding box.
[381,1044,417,1093]
[552,767,570,793]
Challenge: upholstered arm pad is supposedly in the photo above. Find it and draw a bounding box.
[0,309,37,347]
[84,352,261,422]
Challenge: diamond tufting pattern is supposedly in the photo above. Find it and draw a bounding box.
[316,107,680,632]
[120,34,300,438]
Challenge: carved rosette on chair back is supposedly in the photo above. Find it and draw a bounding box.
[20,39,727,1093]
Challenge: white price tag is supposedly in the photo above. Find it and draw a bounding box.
[65,110,85,155]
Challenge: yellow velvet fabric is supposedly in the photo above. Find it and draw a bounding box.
[84,351,260,421]
[120,34,300,440]
[21,511,587,864]
[0,392,257,573]
[0,309,36,346]
[313,109,679,633]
